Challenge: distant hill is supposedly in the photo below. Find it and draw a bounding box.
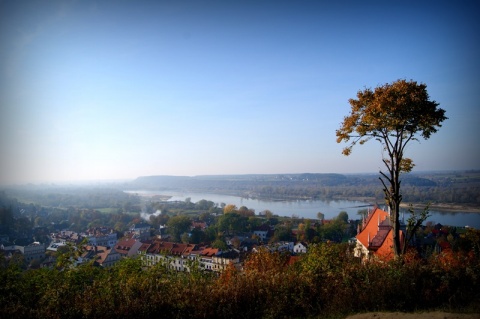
[4,171,479,207]
[126,171,480,205]
[129,172,439,189]
[129,173,352,190]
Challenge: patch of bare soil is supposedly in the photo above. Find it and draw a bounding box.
[345,312,479,319]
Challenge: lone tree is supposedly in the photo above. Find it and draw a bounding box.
[336,79,447,256]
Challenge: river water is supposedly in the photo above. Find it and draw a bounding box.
[126,190,480,229]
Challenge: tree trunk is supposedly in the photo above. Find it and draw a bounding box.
[383,156,403,257]
[392,160,402,257]
[391,200,401,256]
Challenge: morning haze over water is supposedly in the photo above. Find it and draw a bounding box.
[126,190,480,229]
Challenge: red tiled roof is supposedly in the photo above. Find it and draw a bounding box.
[201,247,219,257]
[369,219,392,249]
[182,244,197,257]
[171,243,187,255]
[83,245,112,265]
[138,240,152,252]
[140,241,222,259]
[115,238,138,255]
[356,206,404,260]
[148,241,174,254]
[356,207,390,250]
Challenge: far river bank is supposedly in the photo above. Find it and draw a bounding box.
[400,202,480,213]
[331,196,480,214]
[126,190,480,228]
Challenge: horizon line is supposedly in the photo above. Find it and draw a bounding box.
[2,168,479,187]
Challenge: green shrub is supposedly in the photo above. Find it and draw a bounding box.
[1,243,479,318]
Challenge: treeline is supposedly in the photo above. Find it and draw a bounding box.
[250,184,480,204]
[0,190,142,242]
[3,187,141,210]
[2,241,479,319]
[127,171,480,205]
[4,171,480,209]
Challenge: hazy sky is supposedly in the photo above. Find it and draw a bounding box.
[1,0,479,185]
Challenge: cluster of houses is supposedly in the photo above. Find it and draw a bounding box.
[0,239,47,264]
[131,240,240,272]
[1,221,310,271]
[2,206,425,270]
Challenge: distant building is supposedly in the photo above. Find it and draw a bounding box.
[82,245,120,268]
[293,242,308,254]
[52,230,83,245]
[46,242,67,252]
[115,237,142,257]
[137,240,240,273]
[253,224,274,242]
[354,206,404,261]
[158,225,169,239]
[15,242,46,263]
[212,250,240,272]
[85,227,117,247]
[129,223,151,241]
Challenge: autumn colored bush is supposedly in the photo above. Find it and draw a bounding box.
[1,243,479,319]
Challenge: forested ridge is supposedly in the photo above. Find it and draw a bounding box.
[129,171,480,205]
[3,186,141,210]
[3,171,479,210]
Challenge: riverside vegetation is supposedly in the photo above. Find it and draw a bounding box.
[1,238,480,319]
[4,170,480,212]
[1,171,479,318]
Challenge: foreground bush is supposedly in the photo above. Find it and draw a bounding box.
[1,244,479,319]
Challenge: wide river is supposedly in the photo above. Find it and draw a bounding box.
[126,190,480,229]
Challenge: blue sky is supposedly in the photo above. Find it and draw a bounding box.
[1,0,479,184]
